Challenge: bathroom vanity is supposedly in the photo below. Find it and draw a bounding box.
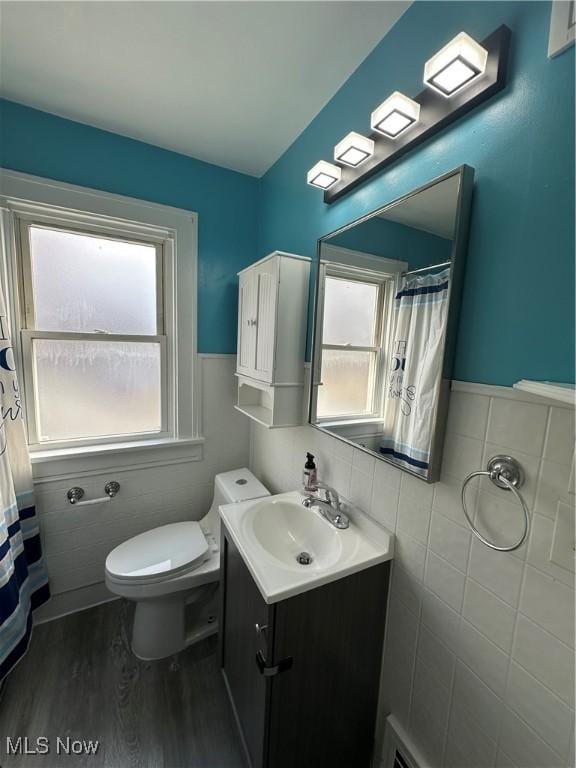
[218,492,393,768]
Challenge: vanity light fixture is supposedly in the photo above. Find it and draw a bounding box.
[371,92,420,139]
[307,24,510,204]
[424,32,488,96]
[307,160,342,190]
[334,132,375,167]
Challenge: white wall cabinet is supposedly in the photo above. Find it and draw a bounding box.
[236,251,310,428]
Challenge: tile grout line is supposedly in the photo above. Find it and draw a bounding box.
[461,394,504,759]
[403,472,436,757]
[423,475,453,768]
[492,402,551,758]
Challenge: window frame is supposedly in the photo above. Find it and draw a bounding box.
[0,169,202,471]
[18,218,166,334]
[17,216,170,450]
[21,330,169,449]
[316,264,392,423]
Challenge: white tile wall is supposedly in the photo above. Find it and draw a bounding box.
[250,384,576,767]
[425,551,466,612]
[462,579,516,653]
[429,510,471,572]
[445,703,498,768]
[35,356,249,620]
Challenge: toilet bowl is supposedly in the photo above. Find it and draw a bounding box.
[105,468,270,660]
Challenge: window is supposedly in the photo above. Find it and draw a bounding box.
[19,222,167,447]
[1,170,200,462]
[317,270,388,420]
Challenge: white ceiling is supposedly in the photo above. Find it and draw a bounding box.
[0,1,410,177]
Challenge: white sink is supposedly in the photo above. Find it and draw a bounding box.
[220,491,394,604]
[246,498,344,571]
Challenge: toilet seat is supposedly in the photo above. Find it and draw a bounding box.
[105,521,210,586]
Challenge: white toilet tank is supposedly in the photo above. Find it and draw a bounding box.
[201,468,270,543]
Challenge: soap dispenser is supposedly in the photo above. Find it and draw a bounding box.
[303,453,318,493]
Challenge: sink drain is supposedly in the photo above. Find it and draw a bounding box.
[296,552,313,566]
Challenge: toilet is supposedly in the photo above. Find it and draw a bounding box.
[105,468,270,660]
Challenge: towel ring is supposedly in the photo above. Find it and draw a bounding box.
[461,455,529,552]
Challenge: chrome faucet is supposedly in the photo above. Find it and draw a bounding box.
[302,481,350,530]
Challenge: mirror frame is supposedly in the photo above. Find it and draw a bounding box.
[308,164,475,483]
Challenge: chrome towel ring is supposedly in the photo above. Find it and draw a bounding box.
[461,455,529,552]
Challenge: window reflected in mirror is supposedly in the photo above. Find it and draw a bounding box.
[318,274,383,419]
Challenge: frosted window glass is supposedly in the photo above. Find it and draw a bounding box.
[29,227,158,334]
[323,277,378,346]
[317,350,373,418]
[33,339,162,441]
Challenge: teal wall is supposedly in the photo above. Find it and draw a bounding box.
[326,216,452,271]
[1,1,574,384]
[258,1,575,385]
[0,99,259,354]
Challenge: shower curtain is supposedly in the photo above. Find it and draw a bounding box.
[0,289,49,682]
[380,268,450,476]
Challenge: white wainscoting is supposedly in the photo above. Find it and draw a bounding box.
[34,355,248,622]
[250,383,575,768]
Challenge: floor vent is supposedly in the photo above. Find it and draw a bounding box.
[382,715,426,768]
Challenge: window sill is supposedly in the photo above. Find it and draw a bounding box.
[30,437,205,484]
[317,417,384,428]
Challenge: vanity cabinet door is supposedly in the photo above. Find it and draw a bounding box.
[267,562,390,768]
[220,529,273,768]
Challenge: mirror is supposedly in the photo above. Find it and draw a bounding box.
[309,166,474,482]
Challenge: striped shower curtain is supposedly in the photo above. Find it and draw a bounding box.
[0,290,49,682]
[380,268,450,476]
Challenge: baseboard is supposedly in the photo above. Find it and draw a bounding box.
[33,581,119,625]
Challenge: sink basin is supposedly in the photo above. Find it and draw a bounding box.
[220,491,394,604]
[245,499,343,571]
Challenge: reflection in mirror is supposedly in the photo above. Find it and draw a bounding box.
[309,166,474,482]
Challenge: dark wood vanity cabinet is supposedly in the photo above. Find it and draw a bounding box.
[219,524,391,768]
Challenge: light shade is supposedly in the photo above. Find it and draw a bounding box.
[424,32,488,96]
[334,132,375,167]
[371,92,420,139]
[307,160,341,189]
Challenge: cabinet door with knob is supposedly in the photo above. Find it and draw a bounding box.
[219,526,273,767]
[219,523,390,768]
[253,258,278,381]
[236,258,278,383]
[237,268,259,376]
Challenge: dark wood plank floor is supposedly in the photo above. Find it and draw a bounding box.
[0,600,245,768]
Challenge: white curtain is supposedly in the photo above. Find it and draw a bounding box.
[0,287,49,681]
[381,268,450,476]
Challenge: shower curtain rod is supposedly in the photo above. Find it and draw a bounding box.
[404,260,451,276]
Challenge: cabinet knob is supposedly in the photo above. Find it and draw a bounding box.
[255,622,268,636]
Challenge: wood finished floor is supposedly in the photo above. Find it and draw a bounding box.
[0,600,245,768]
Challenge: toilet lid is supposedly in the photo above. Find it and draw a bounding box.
[106,522,209,581]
